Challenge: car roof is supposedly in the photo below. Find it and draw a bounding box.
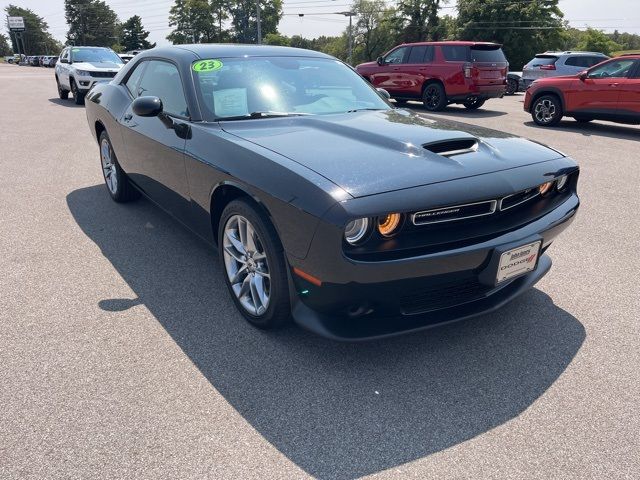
[539,51,607,56]
[400,41,501,47]
[138,44,334,60]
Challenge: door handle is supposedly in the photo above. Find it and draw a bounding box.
[123,113,133,121]
[609,83,619,87]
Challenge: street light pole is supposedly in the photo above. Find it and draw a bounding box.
[337,11,356,65]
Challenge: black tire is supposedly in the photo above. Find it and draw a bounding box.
[463,98,486,110]
[422,82,447,111]
[505,78,518,95]
[531,94,563,126]
[98,131,140,203]
[218,199,290,330]
[56,77,69,99]
[575,117,593,123]
[394,98,408,105]
[70,78,85,105]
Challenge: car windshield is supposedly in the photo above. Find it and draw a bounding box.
[71,48,123,64]
[192,56,391,120]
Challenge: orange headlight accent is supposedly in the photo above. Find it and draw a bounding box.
[538,181,554,196]
[377,213,402,237]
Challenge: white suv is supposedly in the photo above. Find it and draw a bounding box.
[55,46,124,105]
[521,51,609,89]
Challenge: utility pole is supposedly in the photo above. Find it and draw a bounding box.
[337,11,356,65]
[256,0,262,44]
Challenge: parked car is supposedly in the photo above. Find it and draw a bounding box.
[506,71,523,95]
[524,54,640,126]
[84,45,580,340]
[55,46,124,105]
[29,56,40,66]
[119,53,135,63]
[356,41,508,111]
[47,56,58,67]
[521,51,609,89]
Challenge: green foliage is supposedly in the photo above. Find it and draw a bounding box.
[394,0,444,43]
[353,0,396,62]
[264,33,290,46]
[456,0,565,69]
[5,5,63,55]
[228,0,283,44]
[64,0,120,47]
[167,0,230,44]
[0,33,12,56]
[120,15,155,51]
[575,28,622,56]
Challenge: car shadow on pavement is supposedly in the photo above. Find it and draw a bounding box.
[406,103,508,118]
[47,97,83,108]
[524,120,640,142]
[67,185,585,480]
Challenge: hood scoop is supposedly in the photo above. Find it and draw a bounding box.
[423,138,479,157]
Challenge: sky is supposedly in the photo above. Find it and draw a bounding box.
[2,0,640,47]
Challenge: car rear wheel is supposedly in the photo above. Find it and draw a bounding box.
[463,98,486,110]
[505,78,518,95]
[56,77,69,100]
[99,131,140,203]
[70,79,85,105]
[532,95,563,126]
[422,83,447,111]
[219,200,290,330]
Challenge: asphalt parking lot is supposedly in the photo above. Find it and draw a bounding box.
[1,62,638,479]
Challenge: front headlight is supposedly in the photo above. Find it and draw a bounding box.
[556,175,568,191]
[538,181,554,196]
[344,218,369,245]
[75,70,91,76]
[377,213,402,237]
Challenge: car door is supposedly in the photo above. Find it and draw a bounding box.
[399,45,433,97]
[369,46,410,94]
[616,60,640,120]
[119,59,193,221]
[57,49,70,88]
[566,58,636,115]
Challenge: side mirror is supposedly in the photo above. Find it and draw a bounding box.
[376,88,391,100]
[376,56,385,66]
[132,96,163,117]
[579,71,588,81]
[60,58,69,64]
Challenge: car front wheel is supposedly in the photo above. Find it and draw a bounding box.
[532,95,563,126]
[219,200,290,329]
[99,131,140,202]
[70,79,85,105]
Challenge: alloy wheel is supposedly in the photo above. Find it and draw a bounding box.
[222,215,271,316]
[424,86,441,109]
[534,99,557,124]
[100,138,118,194]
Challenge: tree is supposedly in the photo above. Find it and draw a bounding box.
[456,0,565,69]
[120,15,155,51]
[5,5,63,55]
[0,33,11,56]
[394,0,444,43]
[64,0,120,47]
[576,28,622,56]
[228,0,283,44]
[264,33,290,46]
[353,0,396,62]
[167,0,229,44]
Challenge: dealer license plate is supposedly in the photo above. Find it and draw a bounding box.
[496,241,541,283]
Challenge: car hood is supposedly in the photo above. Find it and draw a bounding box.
[220,109,565,198]
[356,61,377,70]
[73,61,122,71]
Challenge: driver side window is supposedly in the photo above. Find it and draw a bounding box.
[384,47,409,65]
[588,59,635,79]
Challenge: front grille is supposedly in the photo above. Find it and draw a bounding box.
[90,71,117,78]
[399,278,498,315]
[412,200,497,225]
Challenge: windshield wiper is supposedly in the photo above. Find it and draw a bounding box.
[216,111,311,121]
[345,108,386,113]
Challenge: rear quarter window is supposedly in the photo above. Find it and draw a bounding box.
[441,46,470,62]
[531,55,558,66]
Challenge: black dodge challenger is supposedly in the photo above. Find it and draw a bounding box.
[84,45,580,340]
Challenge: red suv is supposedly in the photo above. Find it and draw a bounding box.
[524,54,640,126]
[356,41,508,111]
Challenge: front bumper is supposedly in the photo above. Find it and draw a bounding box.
[75,77,111,92]
[288,194,579,341]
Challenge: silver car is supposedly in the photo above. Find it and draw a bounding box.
[521,51,609,88]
